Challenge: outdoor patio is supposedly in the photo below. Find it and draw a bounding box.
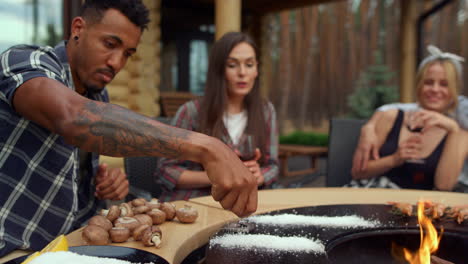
[0,1,467,263]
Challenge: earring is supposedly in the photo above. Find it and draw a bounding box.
[74,36,79,41]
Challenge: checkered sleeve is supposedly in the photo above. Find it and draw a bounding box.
[260,101,279,186]
[156,100,201,191]
[0,45,67,108]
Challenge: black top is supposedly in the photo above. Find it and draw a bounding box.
[379,110,447,189]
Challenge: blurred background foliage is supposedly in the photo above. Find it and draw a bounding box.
[279,131,329,146]
[261,0,467,134]
[347,51,399,119]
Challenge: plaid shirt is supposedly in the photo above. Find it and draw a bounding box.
[157,99,279,202]
[0,41,107,256]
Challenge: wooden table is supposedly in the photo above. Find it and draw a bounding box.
[278,144,328,177]
[1,188,466,264]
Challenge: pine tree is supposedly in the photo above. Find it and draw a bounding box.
[347,51,399,119]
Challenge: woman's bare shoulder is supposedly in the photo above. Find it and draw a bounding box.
[375,109,400,138]
[377,109,399,126]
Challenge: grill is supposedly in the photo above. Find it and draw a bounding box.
[187,204,468,264]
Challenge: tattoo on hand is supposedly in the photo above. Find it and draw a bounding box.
[71,101,189,158]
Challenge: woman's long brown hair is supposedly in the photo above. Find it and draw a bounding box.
[198,32,267,163]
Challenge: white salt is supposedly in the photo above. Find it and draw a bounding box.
[29,251,154,264]
[247,214,380,228]
[210,234,325,253]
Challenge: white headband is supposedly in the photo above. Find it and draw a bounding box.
[418,45,465,78]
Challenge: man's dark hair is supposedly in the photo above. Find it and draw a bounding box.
[80,0,150,31]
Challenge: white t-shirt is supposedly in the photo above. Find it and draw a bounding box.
[377,95,468,185]
[223,110,247,145]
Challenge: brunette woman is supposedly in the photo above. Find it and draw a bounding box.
[157,32,279,201]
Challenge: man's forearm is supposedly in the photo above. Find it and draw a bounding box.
[14,78,216,164]
[65,100,210,162]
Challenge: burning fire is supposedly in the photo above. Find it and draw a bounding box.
[392,200,443,264]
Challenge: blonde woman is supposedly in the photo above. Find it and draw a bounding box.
[351,46,468,191]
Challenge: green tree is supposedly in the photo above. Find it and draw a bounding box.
[347,51,399,119]
[42,23,61,47]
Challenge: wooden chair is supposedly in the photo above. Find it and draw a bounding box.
[278,144,328,178]
[159,92,198,117]
[326,118,366,187]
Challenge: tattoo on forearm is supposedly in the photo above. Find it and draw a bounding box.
[71,101,190,158]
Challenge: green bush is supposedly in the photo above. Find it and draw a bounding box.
[279,131,329,146]
[347,51,399,119]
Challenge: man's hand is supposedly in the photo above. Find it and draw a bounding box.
[352,123,380,175]
[203,139,258,217]
[95,163,129,201]
[242,148,265,186]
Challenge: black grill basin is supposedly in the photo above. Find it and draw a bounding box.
[326,229,468,264]
[182,204,468,264]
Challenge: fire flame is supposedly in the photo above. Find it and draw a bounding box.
[392,200,443,264]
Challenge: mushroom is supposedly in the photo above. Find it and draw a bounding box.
[114,217,141,232]
[176,204,199,223]
[147,199,160,210]
[133,205,151,215]
[82,225,109,245]
[119,203,134,217]
[88,215,113,231]
[159,202,176,220]
[131,198,147,207]
[100,205,121,222]
[141,226,162,248]
[109,227,131,243]
[132,224,150,241]
[147,209,166,225]
[133,214,153,226]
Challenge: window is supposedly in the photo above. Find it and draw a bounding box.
[0,0,63,53]
[189,40,209,95]
[160,1,215,94]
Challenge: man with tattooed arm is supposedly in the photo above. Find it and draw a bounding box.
[0,0,257,256]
